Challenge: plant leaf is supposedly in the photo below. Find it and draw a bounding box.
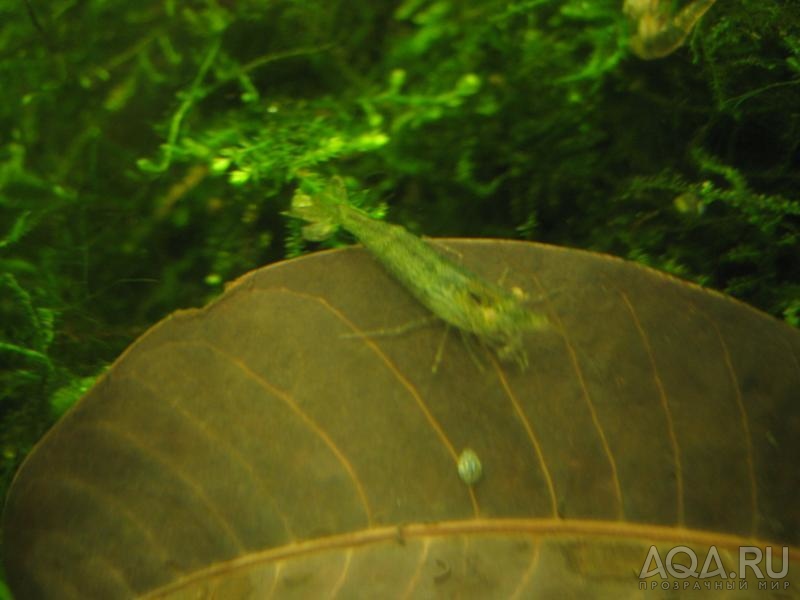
[3,240,799,598]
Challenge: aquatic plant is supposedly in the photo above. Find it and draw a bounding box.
[1,0,798,588]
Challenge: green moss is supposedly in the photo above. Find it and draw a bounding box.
[1,0,798,590]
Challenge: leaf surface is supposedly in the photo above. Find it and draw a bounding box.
[4,240,799,598]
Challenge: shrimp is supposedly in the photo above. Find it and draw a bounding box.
[288,177,550,369]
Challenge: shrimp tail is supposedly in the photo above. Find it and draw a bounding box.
[288,177,347,241]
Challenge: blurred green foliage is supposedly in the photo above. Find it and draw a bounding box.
[0,0,798,589]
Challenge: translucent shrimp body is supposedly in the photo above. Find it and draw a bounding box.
[289,179,549,368]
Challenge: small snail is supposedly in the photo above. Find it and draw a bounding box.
[457,448,483,486]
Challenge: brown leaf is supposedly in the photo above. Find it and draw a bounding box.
[4,240,799,598]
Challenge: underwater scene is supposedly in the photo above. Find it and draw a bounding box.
[1,0,799,598]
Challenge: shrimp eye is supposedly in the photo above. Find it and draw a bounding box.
[466,289,485,305]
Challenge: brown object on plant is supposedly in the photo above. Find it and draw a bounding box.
[625,0,718,59]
